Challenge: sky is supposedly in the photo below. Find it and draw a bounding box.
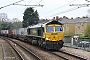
[0,0,90,21]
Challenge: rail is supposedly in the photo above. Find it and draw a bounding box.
[0,37,25,60]
[0,38,7,60]
[10,39,42,60]
[59,50,87,60]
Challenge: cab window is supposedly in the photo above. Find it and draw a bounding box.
[56,26,62,32]
[46,26,54,32]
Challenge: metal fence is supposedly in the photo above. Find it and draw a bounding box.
[64,36,90,50]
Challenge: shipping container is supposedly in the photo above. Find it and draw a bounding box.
[12,29,16,35]
[1,30,8,34]
[1,30,3,34]
[16,29,19,35]
[8,30,13,34]
[18,28,27,35]
[0,30,1,35]
[24,28,27,35]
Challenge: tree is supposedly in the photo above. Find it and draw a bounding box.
[84,24,90,37]
[0,22,12,30]
[11,22,22,29]
[22,7,39,27]
[56,16,59,20]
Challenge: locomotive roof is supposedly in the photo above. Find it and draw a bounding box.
[27,20,63,28]
[46,20,63,25]
[27,22,47,28]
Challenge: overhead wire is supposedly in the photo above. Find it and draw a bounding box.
[26,0,43,15]
[22,0,42,24]
[0,0,24,9]
[37,0,42,5]
[26,0,43,18]
[15,0,33,21]
[14,4,43,7]
[42,0,77,16]
[16,0,43,21]
[23,0,26,5]
[43,0,89,18]
[86,0,90,2]
[49,6,83,17]
[45,5,88,18]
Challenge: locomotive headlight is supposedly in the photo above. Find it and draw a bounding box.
[46,38,49,40]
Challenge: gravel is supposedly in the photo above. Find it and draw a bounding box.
[61,47,90,60]
[0,40,3,60]
[0,38,90,60]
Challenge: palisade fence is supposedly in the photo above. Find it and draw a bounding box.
[64,36,90,49]
[78,38,90,42]
[64,36,71,43]
[64,36,90,43]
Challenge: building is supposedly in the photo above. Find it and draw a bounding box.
[59,17,90,36]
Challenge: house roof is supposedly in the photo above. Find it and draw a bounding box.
[27,17,90,28]
[58,17,90,24]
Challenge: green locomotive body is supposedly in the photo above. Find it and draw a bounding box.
[27,20,64,50]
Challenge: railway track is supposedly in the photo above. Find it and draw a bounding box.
[0,37,21,60]
[60,50,87,60]
[7,37,86,60]
[1,37,42,60]
[5,39,25,60]
[0,36,87,60]
[0,38,6,60]
[7,37,68,60]
[50,50,87,60]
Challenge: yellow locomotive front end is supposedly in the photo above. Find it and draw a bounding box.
[43,20,64,50]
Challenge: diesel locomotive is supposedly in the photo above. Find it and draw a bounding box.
[0,20,64,50]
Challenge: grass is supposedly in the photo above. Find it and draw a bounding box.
[85,49,90,52]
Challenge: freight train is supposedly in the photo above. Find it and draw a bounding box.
[0,20,64,50]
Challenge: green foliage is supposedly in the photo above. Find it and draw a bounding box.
[11,22,22,29]
[22,7,39,28]
[0,22,12,30]
[86,50,90,52]
[84,24,90,37]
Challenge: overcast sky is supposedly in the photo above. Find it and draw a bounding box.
[0,0,90,21]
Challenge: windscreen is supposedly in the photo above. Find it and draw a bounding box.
[55,26,62,32]
[46,26,54,32]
